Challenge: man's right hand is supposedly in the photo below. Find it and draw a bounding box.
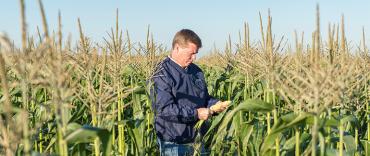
[197,108,211,120]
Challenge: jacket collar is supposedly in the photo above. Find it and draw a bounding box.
[167,56,189,72]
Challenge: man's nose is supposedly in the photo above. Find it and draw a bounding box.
[192,54,196,61]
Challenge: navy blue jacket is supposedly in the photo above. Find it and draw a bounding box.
[149,57,218,144]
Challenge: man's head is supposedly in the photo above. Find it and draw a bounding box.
[170,29,202,68]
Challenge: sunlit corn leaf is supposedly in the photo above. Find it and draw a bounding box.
[260,120,283,154]
[282,133,310,151]
[217,99,274,133]
[305,117,339,127]
[343,135,356,155]
[65,125,112,156]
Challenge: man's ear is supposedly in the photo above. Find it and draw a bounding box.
[174,44,180,53]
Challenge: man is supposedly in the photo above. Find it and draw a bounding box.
[150,29,229,156]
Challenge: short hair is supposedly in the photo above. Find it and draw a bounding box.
[172,29,202,49]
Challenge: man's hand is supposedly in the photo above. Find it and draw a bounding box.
[210,101,231,114]
[197,108,211,120]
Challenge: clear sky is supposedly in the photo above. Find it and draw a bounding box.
[1,0,369,56]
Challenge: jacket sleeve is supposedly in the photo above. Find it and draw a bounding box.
[151,75,198,123]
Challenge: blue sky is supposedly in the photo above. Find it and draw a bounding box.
[0,0,369,56]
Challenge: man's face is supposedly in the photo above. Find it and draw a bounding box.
[174,42,198,68]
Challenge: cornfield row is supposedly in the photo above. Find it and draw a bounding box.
[0,2,369,156]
